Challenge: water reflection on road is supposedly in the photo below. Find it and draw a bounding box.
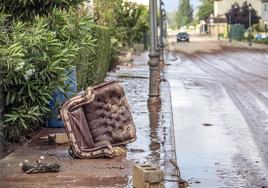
[165,49,268,187]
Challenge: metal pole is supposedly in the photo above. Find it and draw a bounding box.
[249,10,252,46]
[154,0,158,51]
[229,14,232,42]
[159,0,164,65]
[218,23,220,40]
[148,0,160,103]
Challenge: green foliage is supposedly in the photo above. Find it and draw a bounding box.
[253,23,266,32]
[176,0,193,28]
[94,0,149,47]
[0,13,79,141]
[0,0,113,142]
[0,0,84,21]
[197,0,214,21]
[46,9,98,90]
[255,38,268,44]
[77,26,112,90]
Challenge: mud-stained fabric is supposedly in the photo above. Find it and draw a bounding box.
[68,108,95,149]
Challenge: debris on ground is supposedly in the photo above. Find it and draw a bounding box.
[114,146,127,156]
[39,133,68,145]
[202,123,214,127]
[133,164,164,188]
[169,159,189,188]
[22,160,60,174]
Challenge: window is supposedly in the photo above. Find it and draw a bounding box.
[264,4,268,12]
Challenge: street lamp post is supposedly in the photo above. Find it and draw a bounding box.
[248,3,252,46]
[229,10,232,42]
[148,0,160,104]
[159,0,165,65]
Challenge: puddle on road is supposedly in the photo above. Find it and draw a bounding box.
[169,79,238,187]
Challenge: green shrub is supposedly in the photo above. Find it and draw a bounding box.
[47,9,97,90]
[76,26,112,90]
[255,38,268,44]
[0,13,78,141]
[0,0,84,21]
[94,0,149,47]
[0,8,112,141]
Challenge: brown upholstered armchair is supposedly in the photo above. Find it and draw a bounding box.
[60,81,136,158]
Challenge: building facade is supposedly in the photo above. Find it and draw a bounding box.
[262,0,268,24]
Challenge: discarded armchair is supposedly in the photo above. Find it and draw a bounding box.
[60,81,136,158]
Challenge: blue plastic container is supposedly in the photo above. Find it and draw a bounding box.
[47,67,77,128]
[255,34,262,41]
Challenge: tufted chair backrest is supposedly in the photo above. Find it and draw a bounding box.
[60,81,136,158]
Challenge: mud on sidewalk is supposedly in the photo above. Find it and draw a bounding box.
[0,52,179,188]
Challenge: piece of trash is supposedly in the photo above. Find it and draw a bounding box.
[22,160,60,174]
[133,164,164,188]
[129,148,145,153]
[114,146,127,156]
[40,155,45,160]
[48,133,68,145]
[169,57,178,61]
[48,152,55,156]
[40,133,68,145]
[169,159,189,188]
[108,166,124,169]
[202,123,214,127]
[19,162,23,167]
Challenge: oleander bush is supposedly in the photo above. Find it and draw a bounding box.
[0,8,109,142]
[0,13,79,141]
[0,0,84,21]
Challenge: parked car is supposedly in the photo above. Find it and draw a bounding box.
[176,32,189,42]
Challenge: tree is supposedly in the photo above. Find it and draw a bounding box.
[0,0,84,21]
[94,0,149,46]
[197,0,214,21]
[225,2,260,29]
[176,0,193,28]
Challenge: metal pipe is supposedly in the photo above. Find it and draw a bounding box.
[249,10,252,46]
[154,0,158,51]
[229,13,232,43]
[148,0,160,101]
[159,0,164,65]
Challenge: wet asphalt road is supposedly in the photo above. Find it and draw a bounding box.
[165,37,268,187]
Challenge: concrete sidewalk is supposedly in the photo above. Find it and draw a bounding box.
[0,52,179,188]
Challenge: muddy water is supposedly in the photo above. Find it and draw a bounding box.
[165,50,268,187]
[107,53,179,187]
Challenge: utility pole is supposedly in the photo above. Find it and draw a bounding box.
[148,0,160,104]
[229,11,232,43]
[159,0,165,65]
[248,3,252,46]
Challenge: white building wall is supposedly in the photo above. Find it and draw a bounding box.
[262,2,268,23]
